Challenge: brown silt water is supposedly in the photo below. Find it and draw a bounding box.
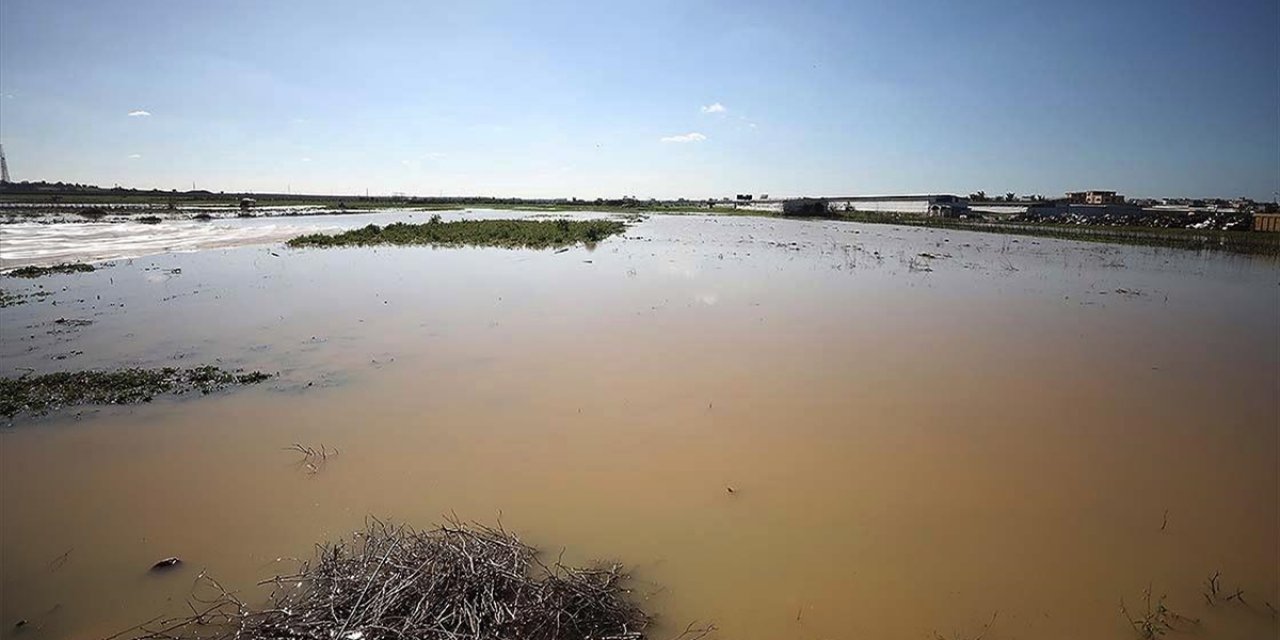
[1,211,1276,639]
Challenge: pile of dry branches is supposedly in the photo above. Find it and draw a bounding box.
[129,518,659,640]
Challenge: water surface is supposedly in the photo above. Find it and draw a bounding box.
[1,211,1276,639]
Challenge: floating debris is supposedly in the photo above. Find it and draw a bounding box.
[151,557,182,571]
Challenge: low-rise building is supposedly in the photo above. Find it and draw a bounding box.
[1066,190,1125,205]
[1253,213,1280,233]
[782,198,829,216]
[827,194,965,215]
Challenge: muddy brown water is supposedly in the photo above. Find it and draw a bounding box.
[1,211,1277,639]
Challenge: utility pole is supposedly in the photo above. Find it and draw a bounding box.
[0,143,10,183]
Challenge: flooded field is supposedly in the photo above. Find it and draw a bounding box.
[1,211,1276,639]
[0,217,340,270]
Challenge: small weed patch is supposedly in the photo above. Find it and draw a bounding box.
[0,288,52,307]
[1121,586,1198,638]
[8,263,97,278]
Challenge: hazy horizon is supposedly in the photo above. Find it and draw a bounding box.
[1,0,1277,200]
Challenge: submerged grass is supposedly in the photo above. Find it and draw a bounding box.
[287,218,628,249]
[0,288,53,307]
[7,262,98,278]
[0,366,272,418]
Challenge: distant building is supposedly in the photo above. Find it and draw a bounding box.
[827,194,964,215]
[1254,213,1280,233]
[1066,190,1125,205]
[782,198,829,217]
[736,194,753,201]
[927,202,966,217]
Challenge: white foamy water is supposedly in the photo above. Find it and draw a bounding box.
[0,208,601,271]
[0,220,329,270]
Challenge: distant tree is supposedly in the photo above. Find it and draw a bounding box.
[1006,192,1016,201]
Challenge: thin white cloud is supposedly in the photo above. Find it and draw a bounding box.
[300,157,312,162]
[127,153,142,159]
[128,110,151,117]
[660,132,707,143]
[700,103,727,114]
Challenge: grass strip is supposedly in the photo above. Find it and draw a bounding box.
[1,366,272,418]
[287,218,627,249]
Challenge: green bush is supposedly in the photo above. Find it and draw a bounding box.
[287,218,627,250]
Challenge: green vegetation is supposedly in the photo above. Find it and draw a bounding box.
[7,262,98,278]
[287,218,628,249]
[0,366,273,418]
[832,211,1280,256]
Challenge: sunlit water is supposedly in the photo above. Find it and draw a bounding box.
[1,211,1276,639]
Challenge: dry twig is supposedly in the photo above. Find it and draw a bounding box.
[122,518,658,640]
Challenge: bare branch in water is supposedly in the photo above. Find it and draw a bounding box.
[120,519,678,640]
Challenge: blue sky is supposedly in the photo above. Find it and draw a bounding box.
[1,0,1276,199]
